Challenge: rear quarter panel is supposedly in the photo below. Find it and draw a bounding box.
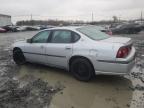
[72,38,122,71]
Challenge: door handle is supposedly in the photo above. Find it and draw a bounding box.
[40,45,44,49]
[65,46,71,50]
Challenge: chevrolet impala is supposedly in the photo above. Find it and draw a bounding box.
[12,26,136,81]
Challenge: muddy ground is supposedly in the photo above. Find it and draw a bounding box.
[0,31,144,108]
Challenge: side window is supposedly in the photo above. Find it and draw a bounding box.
[73,32,80,42]
[32,31,50,43]
[51,30,72,43]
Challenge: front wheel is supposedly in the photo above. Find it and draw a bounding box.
[13,48,26,65]
[70,58,94,81]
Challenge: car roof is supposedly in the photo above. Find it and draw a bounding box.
[44,25,105,31]
[45,26,82,31]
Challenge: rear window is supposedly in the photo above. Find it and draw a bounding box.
[77,26,109,40]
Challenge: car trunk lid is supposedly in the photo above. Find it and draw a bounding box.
[100,37,133,59]
[100,37,132,45]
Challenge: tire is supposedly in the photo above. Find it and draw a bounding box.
[70,58,94,81]
[13,48,26,65]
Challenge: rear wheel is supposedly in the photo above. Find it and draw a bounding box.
[70,58,94,81]
[13,48,26,65]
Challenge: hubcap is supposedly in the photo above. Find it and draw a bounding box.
[74,62,89,77]
[14,50,25,64]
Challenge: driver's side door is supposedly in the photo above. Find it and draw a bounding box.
[24,30,51,64]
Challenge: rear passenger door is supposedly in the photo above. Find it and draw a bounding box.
[45,30,73,68]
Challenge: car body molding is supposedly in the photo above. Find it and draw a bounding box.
[23,52,66,58]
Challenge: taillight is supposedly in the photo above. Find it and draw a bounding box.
[116,46,131,58]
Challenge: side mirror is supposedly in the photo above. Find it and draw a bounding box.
[27,39,32,43]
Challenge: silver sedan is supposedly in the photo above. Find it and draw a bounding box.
[12,26,136,81]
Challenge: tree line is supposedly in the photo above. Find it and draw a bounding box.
[16,20,87,26]
[16,19,123,26]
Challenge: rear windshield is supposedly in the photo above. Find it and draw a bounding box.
[77,26,109,40]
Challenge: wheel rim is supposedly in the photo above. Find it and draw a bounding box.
[13,50,25,64]
[73,62,90,78]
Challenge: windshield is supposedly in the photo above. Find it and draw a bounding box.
[77,26,110,40]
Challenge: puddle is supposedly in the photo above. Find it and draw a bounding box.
[17,63,133,108]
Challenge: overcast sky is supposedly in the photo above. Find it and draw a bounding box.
[0,0,143,23]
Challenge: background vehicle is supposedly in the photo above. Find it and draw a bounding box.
[101,29,113,35]
[2,25,17,32]
[111,23,142,34]
[0,27,7,33]
[94,26,113,35]
[12,26,136,81]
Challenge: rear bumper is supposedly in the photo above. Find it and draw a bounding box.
[94,46,136,75]
[95,59,135,75]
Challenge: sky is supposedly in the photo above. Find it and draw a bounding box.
[0,0,143,23]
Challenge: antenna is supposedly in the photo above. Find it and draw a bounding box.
[92,12,94,22]
[141,11,143,23]
[31,14,33,21]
